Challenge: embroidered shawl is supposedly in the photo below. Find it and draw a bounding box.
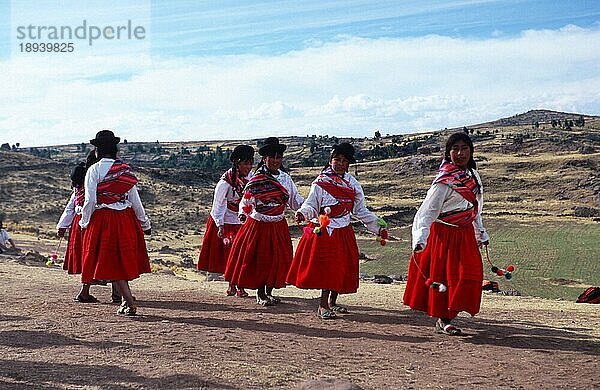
[222,168,249,212]
[96,160,138,205]
[433,160,480,226]
[314,167,355,218]
[244,165,289,216]
[74,186,85,207]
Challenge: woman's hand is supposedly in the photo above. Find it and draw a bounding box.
[57,228,66,238]
[294,211,305,224]
[143,228,152,235]
[238,214,247,223]
[413,244,424,253]
[217,226,225,238]
[479,240,489,248]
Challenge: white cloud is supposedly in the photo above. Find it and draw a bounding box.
[1,24,600,146]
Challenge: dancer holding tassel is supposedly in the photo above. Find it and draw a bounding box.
[286,143,387,319]
[403,132,489,335]
[225,137,304,306]
[197,144,254,297]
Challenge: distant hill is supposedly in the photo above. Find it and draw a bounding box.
[471,109,597,128]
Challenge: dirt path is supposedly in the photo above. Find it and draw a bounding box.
[0,252,598,389]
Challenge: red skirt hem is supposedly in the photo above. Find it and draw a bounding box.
[81,208,150,283]
[197,216,241,273]
[403,222,483,319]
[63,214,84,274]
[224,217,292,289]
[287,224,359,293]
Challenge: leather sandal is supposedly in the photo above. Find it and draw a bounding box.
[74,294,99,303]
[117,302,137,316]
[226,287,237,296]
[236,289,249,298]
[317,307,337,320]
[330,305,348,313]
[435,319,461,335]
[256,295,273,307]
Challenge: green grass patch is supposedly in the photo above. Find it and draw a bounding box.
[358,218,600,300]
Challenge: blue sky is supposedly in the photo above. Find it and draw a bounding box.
[1,0,600,146]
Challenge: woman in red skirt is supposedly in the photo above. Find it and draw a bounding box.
[287,143,386,319]
[80,130,151,316]
[198,144,254,297]
[225,137,304,306]
[57,161,92,301]
[403,132,490,335]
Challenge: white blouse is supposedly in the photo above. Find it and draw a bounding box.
[56,189,82,230]
[412,169,489,250]
[298,173,379,235]
[79,158,151,231]
[238,170,304,222]
[210,172,253,227]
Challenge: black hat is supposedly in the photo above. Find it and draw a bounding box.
[230,145,255,162]
[90,130,120,147]
[258,137,287,156]
[331,142,356,164]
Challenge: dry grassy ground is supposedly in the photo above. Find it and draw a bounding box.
[1,247,599,390]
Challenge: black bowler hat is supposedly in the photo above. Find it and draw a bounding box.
[331,142,356,164]
[90,130,120,147]
[258,137,287,156]
[230,145,255,162]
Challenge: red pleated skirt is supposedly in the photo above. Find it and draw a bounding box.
[63,214,83,274]
[403,222,483,319]
[287,224,360,293]
[197,216,241,273]
[224,217,292,289]
[81,208,151,284]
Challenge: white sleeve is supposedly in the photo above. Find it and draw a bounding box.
[351,179,379,234]
[472,186,489,244]
[79,167,99,229]
[297,183,320,220]
[57,191,77,230]
[128,186,151,231]
[210,181,229,227]
[412,183,451,250]
[286,176,304,211]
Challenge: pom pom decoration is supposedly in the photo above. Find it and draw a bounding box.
[413,257,447,293]
[303,226,313,236]
[242,204,253,214]
[50,253,58,260]
[484,247,515,280]
[324,206,331,215]
[222,237,230,245]
[46,259,54,267]
[318,214,330,228]
[379,239,387,246]
[380,229,388,240]
[243,192,252,199]
[313,226,322,236]
[376,217,388,229]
